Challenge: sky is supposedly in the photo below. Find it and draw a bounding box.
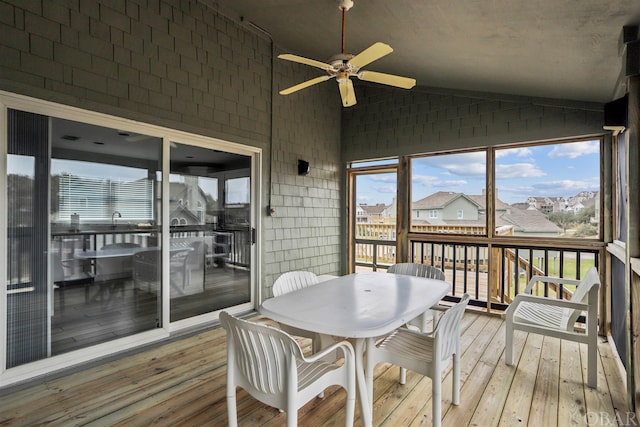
[355,140,600,206]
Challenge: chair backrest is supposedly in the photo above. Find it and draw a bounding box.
[564,266,600,328]
[388,263,445,281]
[220,311,304,394]
[272,271,319,297]
[433,294,469,359]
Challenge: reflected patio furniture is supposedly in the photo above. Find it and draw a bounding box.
[366,294,469,427]
[206,231,231,269]
[92,242,140,302]
[504,267,600,388]
[132,247,194,299]
[219,311,356,427]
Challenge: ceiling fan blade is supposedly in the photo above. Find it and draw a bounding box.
[357,71,416,89]
[280,75,332,95]
[278,54,332,70]
[348,42,393,69]
[338,78,357,107]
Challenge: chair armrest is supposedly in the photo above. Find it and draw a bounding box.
[303,340,355,363]
[505,293,589,319]
[523,275,582,294]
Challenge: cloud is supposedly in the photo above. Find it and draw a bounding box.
[373,185,397,194]
[547,140,599,159]
[495,147,533,158]
[417,152,486,177]
[412,174,467,188]
[532,179,599,193]
[496,163,546,178]
[367,174,397,183]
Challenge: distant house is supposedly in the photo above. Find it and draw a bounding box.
[355,205,367,223]
[170,178,209,226]
[412,191,512,224]
[412,191,561,237]
[381,197,396,219]
[500,207,563,237]
[526,196,566,213]
[359,203,389,223]
[567,190,599,214]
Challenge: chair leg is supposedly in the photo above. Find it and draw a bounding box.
[399,367,407,384]
[452,352,460,405]
[588,336,597,388]
[432,368,442,427]
[286,405,297,427]
[505,321,514,366]
[227,392,238,427]
[312,336,325,398]
[344,385,356,427]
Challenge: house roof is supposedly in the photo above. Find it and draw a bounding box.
[413,191,511,211]
[412,192,481,210]
[500,207,563,233]
[360,203,387,215]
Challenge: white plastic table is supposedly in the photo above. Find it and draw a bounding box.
[260,271,450,426]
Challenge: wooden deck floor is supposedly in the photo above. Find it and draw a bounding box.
[0,311,634,426]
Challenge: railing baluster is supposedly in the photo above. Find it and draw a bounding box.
[463,245,468,294]
[544,249,549,298]
[500,247,506,303]
[430,242,434,266]
[452,244,457,294]
[440,244,446,282]
[475,245,480,299]
[514,248,520,295]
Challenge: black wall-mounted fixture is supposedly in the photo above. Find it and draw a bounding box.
[298,159,310,176]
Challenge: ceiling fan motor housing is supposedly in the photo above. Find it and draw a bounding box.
[338,0,354,11]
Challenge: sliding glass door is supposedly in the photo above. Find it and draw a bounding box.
[4,104,257,371]
[168,142,252,322]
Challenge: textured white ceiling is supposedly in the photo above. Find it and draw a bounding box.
[213,0,639,102]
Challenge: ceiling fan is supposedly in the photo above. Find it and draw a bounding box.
[278,0,416,107]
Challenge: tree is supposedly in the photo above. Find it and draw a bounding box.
[575,206,595,224]
[547,211,575,232]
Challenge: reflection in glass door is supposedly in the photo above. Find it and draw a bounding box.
[169,143,252,322]
[349,169,398,272]
[6,111,163,367]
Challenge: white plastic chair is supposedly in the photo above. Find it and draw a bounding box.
[366,294,469,427]
[271,271,327,353]
[219,311,356,427]
[388,263,446,383]
[272,271,320,296]
[504,266,600,388]
[388,263,445,329]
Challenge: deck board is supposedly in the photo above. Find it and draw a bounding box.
[0,311,633,426]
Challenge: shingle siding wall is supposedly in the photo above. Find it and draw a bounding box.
[342,85,605,161]
[265,51,342,296]
[0,0,342,298]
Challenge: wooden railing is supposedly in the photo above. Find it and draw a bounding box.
[407,238,602,313]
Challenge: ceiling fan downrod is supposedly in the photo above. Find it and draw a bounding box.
[338,0,354,55]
